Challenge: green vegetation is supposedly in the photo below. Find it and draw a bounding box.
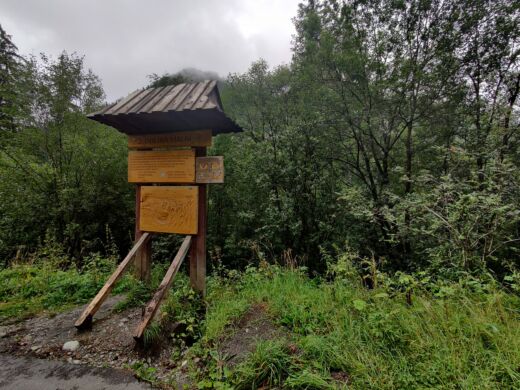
[1,247,519,388]
[0,253,132,322]
[186,265,520,389]
[1,0,519,282]
[1,1,520,388]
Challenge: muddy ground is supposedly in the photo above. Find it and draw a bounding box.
[0,295,188,386]
[0,296,280,388]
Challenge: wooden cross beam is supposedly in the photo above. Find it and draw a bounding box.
[134,235,192,341]
[75,232,152,329]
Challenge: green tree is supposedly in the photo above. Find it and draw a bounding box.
[0,51,133,264]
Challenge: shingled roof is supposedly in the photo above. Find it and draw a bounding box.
[87,80,242,135]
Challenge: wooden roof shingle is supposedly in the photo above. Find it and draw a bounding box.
[87,80,242,135]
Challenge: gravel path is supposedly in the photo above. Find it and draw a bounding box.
[0,353,152,389]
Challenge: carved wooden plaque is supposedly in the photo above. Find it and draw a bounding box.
[196,156,224,183]
[140,186,198,234]
[128,129,212,149]
[128,150,195,183]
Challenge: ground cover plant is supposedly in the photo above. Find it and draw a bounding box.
[184,264,520,389]
[0,244,138,322]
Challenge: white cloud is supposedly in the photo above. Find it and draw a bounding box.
[1,0,300,100]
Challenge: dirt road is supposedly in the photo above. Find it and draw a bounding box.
[0,353,152,390]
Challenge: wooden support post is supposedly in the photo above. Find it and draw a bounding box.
[135,185,151,282]
[134,236,192,341]
[189,147,207,295]
[75,232,151,329]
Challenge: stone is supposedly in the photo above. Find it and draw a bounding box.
[72,360,82,365]
[62,340,80,352]
[30,345,41,352]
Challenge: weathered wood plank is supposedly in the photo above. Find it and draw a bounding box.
[196,156,224,184]
[128,150,196,183]
[190,147,207,295]
[140,186,198,234]
[75,232,151,329]
[134,235,192,341]
[127,129,212,149]
[134,185,151,282]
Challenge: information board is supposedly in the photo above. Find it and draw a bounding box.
[128,150,195,183]
[196,156,224,183]
[140,186,198,234]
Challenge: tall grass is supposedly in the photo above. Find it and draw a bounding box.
[0,254,133,322]
[201,267,520,389]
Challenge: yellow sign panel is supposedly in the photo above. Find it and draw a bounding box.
[196,156,224,183]
[128,129,212,149]
[140,186,198,234]
[128,150,195,183]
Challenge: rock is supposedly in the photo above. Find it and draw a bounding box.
[62,340,80,352]
[72,360,81,365]
[30,345,42,352]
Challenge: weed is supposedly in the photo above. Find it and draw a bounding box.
[189,266,520,389]
[0,260,132,321]
[143,321,162,348]
[113,280,152,312]
[233,340,292,389]
[128,360,159,385]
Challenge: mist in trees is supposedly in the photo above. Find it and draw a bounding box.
[1,0,519,282]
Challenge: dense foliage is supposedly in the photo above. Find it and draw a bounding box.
[1,3,519,387]
[1,0,519,284]
[211,0,520,280]
[0,39,133,264]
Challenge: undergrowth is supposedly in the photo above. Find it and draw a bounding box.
[186,266,520,389]
[2,254,519,389]
[0,253,133,322]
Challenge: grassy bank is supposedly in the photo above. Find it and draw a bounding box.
[2,260,519,388]
[0,255,138,322]
[188,266,520,389]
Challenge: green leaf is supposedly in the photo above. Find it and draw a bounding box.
[353,299,367,311]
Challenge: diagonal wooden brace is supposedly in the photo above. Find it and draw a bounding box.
[134,235,192,341]
[75,232,152,330]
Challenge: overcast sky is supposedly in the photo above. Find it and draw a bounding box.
[1,0,301,101]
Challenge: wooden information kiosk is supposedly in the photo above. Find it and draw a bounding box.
[74,80,242,340]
